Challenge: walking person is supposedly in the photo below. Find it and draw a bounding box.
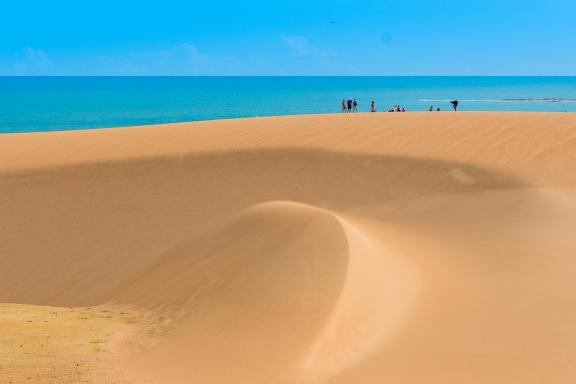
[353,99,358,113]
[347,99,352,113]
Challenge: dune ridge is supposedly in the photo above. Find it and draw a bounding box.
[118,201,419,383]
[1,113,576,383]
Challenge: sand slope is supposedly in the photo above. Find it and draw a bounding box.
[1,113,576,383]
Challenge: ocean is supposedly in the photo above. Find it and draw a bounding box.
[1,76,575,134]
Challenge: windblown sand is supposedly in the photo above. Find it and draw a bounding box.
[1,113,576,383]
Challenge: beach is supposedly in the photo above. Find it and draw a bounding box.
[1,112,576,383]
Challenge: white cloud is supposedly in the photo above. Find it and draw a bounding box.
[13,47,52,74]
[24,47,50,66]
[93,43,211,75]
[281,36,337,64]
[179,43,202,58]
[282,35,312,56]
[138,43,203,62]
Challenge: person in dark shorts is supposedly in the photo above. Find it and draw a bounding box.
[451,100,459,111]
[353,99,358,112]
[347,99,352,113]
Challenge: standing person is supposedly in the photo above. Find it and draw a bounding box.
[451,100,459,111]
[429,106,434,112]
[353,99,358,112]
[341,99,347,113]
[347,99,352,113]
[402,107,406,112]
[371,100,376,112]
[437,107,441,112]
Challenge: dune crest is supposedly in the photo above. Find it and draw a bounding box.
[120,201,419,383]
[305,214,420,380]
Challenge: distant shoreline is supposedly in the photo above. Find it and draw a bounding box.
[2,76,576,133]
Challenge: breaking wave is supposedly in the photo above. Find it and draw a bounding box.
[419,98,576,103]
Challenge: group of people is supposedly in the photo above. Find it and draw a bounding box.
[387,105,407,112]
[342,99,406,113]
[341,99,459,113]
[342,98,359,113]
[428,100,459,112]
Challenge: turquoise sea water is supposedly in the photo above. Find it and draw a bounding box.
[1,77,575,134]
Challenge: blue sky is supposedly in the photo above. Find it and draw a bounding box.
[1,0,576,75]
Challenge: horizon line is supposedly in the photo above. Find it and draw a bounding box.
[2,75,576,78]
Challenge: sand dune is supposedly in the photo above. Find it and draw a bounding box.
[1,113,576,383]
